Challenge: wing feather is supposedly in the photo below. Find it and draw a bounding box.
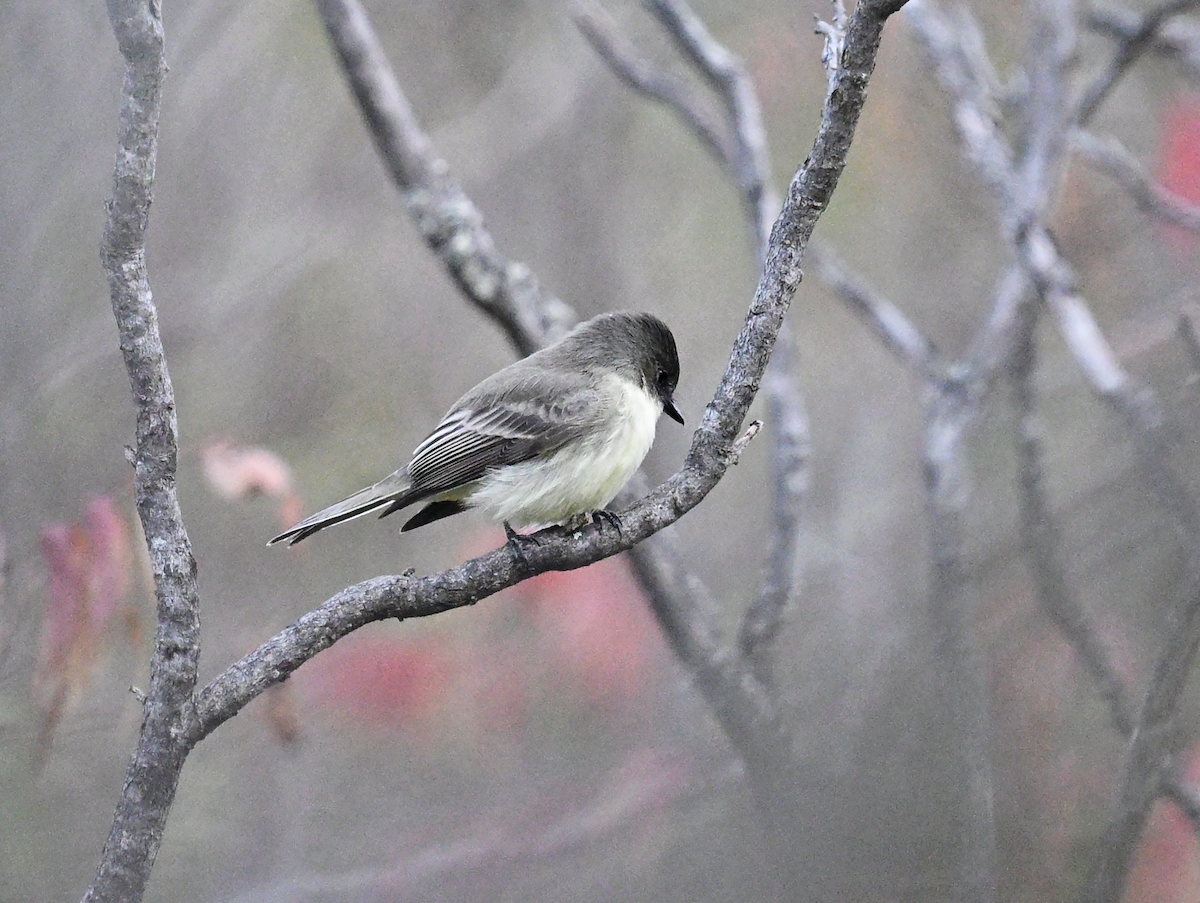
[407,375,599,495]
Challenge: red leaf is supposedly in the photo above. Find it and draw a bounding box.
[1158,93,1200,250]
[299,633,456,731]
[201,439,295,500]
[515,555,660,707]
[33,497,141,763]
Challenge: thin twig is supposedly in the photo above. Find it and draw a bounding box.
[645,0,776,242]
[808,243,947,384]
[573,1,734,166]
[907,3,1014,199]
[1083,568,1200,902]
[1009,302,1139,736]
[1077,0,1200,124]
[1088,1,1200,79]
[1072,130,1200,233]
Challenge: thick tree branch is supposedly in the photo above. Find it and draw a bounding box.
[86,1,202,901]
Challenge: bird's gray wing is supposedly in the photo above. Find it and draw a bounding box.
[407,377,597,496]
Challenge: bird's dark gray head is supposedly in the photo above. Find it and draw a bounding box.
[567,311,684,424]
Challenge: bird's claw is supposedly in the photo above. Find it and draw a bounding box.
[504,521,541,568]
[591,509,622,536]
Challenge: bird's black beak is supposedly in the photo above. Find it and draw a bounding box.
[664,397,684,425]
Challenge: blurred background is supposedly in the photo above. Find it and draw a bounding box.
[4,0,1200,900]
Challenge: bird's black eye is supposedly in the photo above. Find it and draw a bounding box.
[656,368,674,390]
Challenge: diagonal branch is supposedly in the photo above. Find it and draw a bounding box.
[1077,0,1200,124]
[574,1,734,168]
[315,0,573,355]
[808,243,947,384]
[645,0,777,245]
[1088,1,1200,79]
[1072,130,1200,233]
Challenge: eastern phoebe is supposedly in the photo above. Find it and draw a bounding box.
[268,311,683,546]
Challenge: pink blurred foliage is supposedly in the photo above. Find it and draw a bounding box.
[984,577,1134,896]
[296,631,458,734]
[1121,744,1200,903]
[510,555,661,710]
[33,495,142,763]
[200,438,304,529]
[1158,93,1200,252]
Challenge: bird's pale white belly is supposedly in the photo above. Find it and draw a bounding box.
[464,374,661,527]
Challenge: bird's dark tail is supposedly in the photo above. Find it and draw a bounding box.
[267,473,416,546]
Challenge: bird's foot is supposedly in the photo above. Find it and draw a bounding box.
[591,509,622,536]
[504,521,541,567]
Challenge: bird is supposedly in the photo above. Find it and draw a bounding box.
[268,311,683,547]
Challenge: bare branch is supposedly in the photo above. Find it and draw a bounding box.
[1009,302,1139,734]
[86,0,201,901]
[1088,1,1200,79]
[1072,130,1200,233]
[645,0,776,247]
[961,264,1033,392]
[808,243,946,384]
[573,1,734,167]
[907,3,1014,199]
[739,337,809,675]
[1019,224,1200,536]
[1083,568,1200,902]
[578,0,811,679]
[1077,0,1200,124]
[314,0,573,354]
